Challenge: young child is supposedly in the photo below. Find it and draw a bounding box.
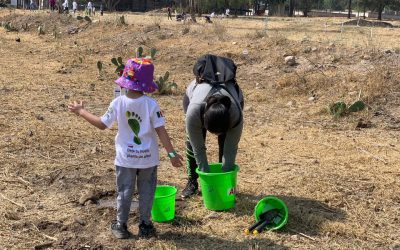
[68,58,183,239]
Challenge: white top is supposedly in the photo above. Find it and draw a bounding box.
[226,9,230,15]
[101,95,165,168]
[63,0,68,8]
[72,1,77,9]
[87,1,92,9]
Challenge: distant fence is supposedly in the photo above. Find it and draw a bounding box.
[308,11,355,18]
[368,12,400,20]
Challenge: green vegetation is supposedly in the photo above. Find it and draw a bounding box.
[328,100,366,118]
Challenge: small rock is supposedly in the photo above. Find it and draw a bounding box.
[303,46,312,53]
[290,234,299,240]
[28,130,34,137]
[4,211,20,220]
[284,56,296,66]
[232,42,237,45]
[15,37,21,42]
[37,204,44,209]
[74,217,86,226]
[205,212,221,219]
[91,146,100,154]
[263,65,272,70]
[64,95,70,99]
[391,244,400,250]
[36,115,44,121]
[362,55,371,60]
[308,96,315,102]
[79,190,97,205]
[384,49,392,54]
[311,47,318,52]
[286,100,296,107]
[244,106,253,112]
[329,42,335,47]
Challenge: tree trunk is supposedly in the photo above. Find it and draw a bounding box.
[347,0,352,19]
[289,0,294,17]
[377,3,384,20]
[363,2,366,19]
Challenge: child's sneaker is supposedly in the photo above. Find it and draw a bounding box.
[111,221,130,239]
[138,221,156,238]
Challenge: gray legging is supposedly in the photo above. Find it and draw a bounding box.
[115,166,157,224]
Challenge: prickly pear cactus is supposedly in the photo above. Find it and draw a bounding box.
[348,101,365,113]
[136,47,143,58]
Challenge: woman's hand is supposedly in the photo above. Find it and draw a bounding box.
[68,100,84,115]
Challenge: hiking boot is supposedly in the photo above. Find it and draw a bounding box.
[111,221,130,239]
[181,179,198,198]
[138,221,156,238]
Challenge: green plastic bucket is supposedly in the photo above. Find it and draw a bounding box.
[196,163,239,211]
[151,185,177,222]
[254,196,289,230]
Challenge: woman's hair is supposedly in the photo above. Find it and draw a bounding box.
[203,95,231,134]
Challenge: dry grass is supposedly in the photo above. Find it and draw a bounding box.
[1,9,400,250]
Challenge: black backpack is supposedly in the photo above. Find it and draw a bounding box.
[193,54,237,85]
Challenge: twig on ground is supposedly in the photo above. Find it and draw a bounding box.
[31,223,58,241]
[288,228,316,241]
[356,147,388,165]
[0,193,27,210]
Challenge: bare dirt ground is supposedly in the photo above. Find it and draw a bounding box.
[0,9,399,250]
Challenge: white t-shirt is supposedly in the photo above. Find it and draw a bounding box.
[101,95,165,168]
[87,2,92,9]
[72,1,77,10]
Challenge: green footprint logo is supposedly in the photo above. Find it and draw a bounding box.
[126,111,142,145]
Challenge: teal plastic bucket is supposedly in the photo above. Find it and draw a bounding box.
[151,185,177,222]
[254,196,289,230]
[196,163,239,211]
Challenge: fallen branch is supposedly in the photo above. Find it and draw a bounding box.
[0,193,27,210]
[288,228,316,241]
[34,242,53,250]
[356,147,388,165]
[32,223,58,241]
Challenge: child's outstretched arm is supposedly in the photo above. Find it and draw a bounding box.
[155,126,183,168]
[68,100,107,130]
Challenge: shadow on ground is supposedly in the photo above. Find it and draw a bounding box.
[158,231,289,250]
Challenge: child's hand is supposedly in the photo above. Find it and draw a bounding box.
[68,100,85,115]
[170,153,184,168]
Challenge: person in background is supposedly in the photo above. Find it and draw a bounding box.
[30,0,36,10]
[72,0,77,14]
[68,58,183,239]
[225,8,230,17]
[49,0,56,11]
[100,3,104,16]
[87,1,92,16]
[62,0,68,14]
[167,6,172,20]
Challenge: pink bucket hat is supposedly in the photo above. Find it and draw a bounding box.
[115,58,158,93]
